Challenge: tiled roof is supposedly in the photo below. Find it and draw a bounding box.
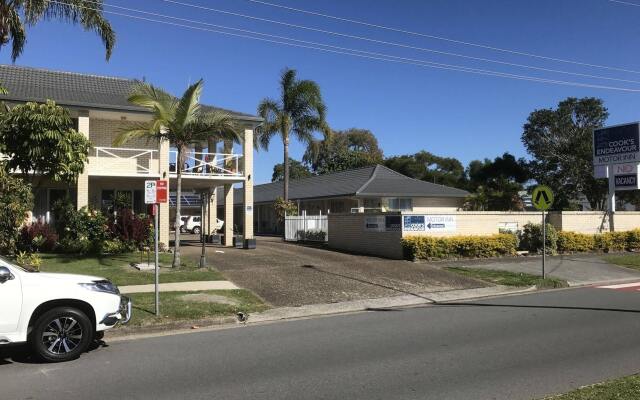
[0,64,261,121]
[220,164,469,204]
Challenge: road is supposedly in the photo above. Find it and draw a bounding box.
[2,286,640,400]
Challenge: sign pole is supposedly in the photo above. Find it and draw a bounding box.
[542,210,546,279]
[608,164,616,232]
[154,205,160,316]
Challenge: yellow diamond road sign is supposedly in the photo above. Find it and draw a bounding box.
[532,185,554,211]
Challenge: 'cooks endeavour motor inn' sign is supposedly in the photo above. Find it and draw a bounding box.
[593,123,640,166]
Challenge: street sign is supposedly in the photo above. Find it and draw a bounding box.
[532,185,554,211]
[156,180,168,203]
[593,123,640,166]
[145,180,157,204]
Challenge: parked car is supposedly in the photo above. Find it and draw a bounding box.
[182,216,224,234]
[0,255,131,362]
[178,215,189,233]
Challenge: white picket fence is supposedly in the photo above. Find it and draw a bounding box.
[285,213,328,242]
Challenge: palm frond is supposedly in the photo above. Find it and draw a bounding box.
[7,8,26,62]
[23,0,116,60]
[113,121,157,147]
[174,79,203,129]
[256,98,282,150]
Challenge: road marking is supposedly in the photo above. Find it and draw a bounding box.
[594,281,640,291]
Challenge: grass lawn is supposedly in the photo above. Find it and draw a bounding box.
[604,254,640,271]
[38,252,224,286]
[445,267,569,289]
[125,289,269,327]
[543,374,640,399]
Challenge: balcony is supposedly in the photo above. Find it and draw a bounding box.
[169,150,243,179]
[87,147,159,177]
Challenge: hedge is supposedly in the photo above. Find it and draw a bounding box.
[402,234,518,260]
[404,229,640,261]
[558,230,640,253]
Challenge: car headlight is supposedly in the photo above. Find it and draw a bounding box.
[79,280,120,295]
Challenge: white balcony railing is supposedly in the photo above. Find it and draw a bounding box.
[89,147,159,176]
[169,150,242,178]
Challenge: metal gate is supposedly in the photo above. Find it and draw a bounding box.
[285,213,328,242]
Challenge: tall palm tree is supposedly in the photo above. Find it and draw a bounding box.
[0,0,115,61]
[115,80,240,268]
[257,68,327,201]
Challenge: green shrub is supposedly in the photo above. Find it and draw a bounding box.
[53,200,110,254]
[0,167,34,254]
[519,223,558,255]
[626,229,640,251]
[98,239,133,255]
[557,231,596,253]
[595,231,628,252]
[402,234,518,260]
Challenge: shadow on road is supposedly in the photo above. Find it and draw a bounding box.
[0,340,108,365]
[298,264,438,302]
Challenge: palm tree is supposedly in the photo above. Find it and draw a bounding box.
[257,68,327,201]
[0,0,115,61]
[115,80,240,268]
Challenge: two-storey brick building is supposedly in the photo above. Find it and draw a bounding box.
[0,65,261,248]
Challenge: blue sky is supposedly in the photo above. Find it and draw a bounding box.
[3,0,640,184]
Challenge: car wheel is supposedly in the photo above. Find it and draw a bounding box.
[192,226,201,235]
[30,307,93,362]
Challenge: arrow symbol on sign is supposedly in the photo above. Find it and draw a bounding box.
[427,223,432,229]
[535,190,550,205]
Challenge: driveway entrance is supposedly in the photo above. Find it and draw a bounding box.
[181,237,484,306]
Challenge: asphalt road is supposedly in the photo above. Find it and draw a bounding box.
[2,286,640,400]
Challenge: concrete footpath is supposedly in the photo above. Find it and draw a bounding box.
[439,254,640,286]
[119,280,238,294]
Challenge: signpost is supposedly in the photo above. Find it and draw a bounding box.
[145,180,168,316]
[593,123,640,232]
[532,185,554,279]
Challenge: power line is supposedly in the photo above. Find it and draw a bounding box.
[609,0,640,7]
[60,1,640,92]
[242,0,640,75]
[156,0,640,85]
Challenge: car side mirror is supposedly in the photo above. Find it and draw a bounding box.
[0,266,14,284]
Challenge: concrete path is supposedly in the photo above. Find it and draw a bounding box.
[119,280,238,294]
[441,254,640,286]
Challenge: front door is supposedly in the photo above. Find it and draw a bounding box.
[0,266,22,334]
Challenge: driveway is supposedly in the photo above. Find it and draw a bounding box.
[440,254,640,286]
[180,237,484,306]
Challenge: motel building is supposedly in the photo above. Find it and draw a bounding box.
[0,65,261,248]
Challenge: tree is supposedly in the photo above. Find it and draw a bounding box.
[115,80,240,268]
[0,0,115,61]
[521,97,609,210]
[257,68,327,201]
[465,153,530,211]
[272,158,312,182]
[303,128,383,174]
[384,151,465,188]
[0,100,91,187]
[0,165,34,254]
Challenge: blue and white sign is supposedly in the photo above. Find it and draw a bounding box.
[593,123,640,166]
[402,215,457,233]
[424,215,457,232]
[403,215,426,231]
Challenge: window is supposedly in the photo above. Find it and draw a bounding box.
[387,198,412,211]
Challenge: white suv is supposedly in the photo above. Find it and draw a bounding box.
[0,255,131,362]
[181,216,224,234]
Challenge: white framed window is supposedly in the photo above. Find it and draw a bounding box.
[387,198,412,211]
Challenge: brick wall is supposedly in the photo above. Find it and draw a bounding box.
[327,213,403,259]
